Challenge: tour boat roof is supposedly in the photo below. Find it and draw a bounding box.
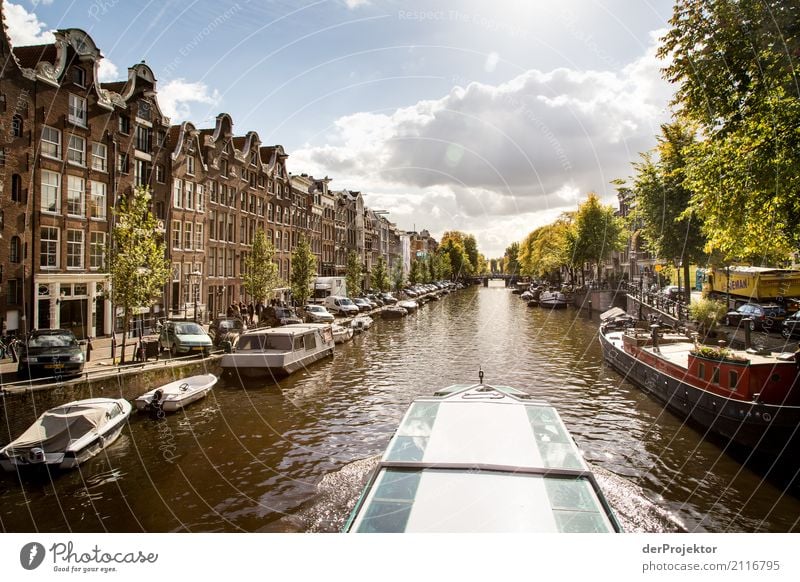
[240,323,329,337]
[346,384,620,533]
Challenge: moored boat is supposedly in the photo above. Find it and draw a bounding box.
[398,300,418,313]
[135,374,218,413]
[220,323,335,378]
[0,398,132,471]
[344,378,621,533]
[351,315,374,333]
[382,306,408,319]
[539,290,570,308]
[332,323,354,344]
[599,318,800,457]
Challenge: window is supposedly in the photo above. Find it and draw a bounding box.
[220,158,228,177]
[90,232,106,269]
[10,236,21,263]
[187,155,195,176]
[12,174,23,202]
[135,125,152,153]
[156,130,166,147]
[12,114,23,137]
[729,370,739,390]
[40,227,59,268]
[185,182,195,210]
[172,221,181,249]
[8,280,21,305]
[195,223,203,250]
[119,115,130,134]
[67,134,86,165]
[137,100,151,122]
[184,222,193,249]
[135,159,150,187]
[68,94,87,125]
[41,170,60,213]
[209,181,218,203]
[173,179,183,208]
[268,203,274,222]
[91,142,107,171]
[156,164,165,183]
[712,367,720,385]
[118,152,129,173]
[196,184,204,212]
[72,67,86,87]
[67,229,84,268]
[42,126,61,158]
[67,176,86,217]
[90,181,107,220]
[240,190,246,211]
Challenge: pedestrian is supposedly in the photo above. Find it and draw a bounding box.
[86,337,93,362]
[248,302,255,325]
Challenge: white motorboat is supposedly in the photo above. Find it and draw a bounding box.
[351,315,374,333]
[538,290,571,308]
[220,323,335,378]
[0,398,132,471]
[332,323,354,344]
[398,300,418,313]
[135,373,218,413]
[344,377,621,533]
[381,306,407,319]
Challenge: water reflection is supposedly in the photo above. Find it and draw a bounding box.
[1,284,798,532]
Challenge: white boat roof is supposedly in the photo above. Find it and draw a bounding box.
[240,323,329,337]
[348,384,619,533]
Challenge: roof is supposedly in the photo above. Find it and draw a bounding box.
[12,44,57,69]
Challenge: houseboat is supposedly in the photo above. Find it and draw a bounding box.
[344,379,621,533]
[599,318,800,457]
[220,323,335,379]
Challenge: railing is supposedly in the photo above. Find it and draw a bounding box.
[622,281,691,322]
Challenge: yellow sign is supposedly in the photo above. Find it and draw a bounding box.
[654,265,662,272]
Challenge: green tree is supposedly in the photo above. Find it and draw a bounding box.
[438,251,453,280]
[463,234,479,275]
[109,187,170,364]
[391,262,405,292]
[660,0,800,260]
[243,229,282,305]
[625,121,707,303]
[572,193,625,282]
[409,258,421,285]
[346,251,363,297]
[290,236,316,306]
[503,242,519,275]
[371,256,390,292]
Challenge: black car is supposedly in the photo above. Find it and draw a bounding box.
[724,303,786,331]
[208,317,246,346]
[17,329,85,379]
[261,306,303,327]
[781,311,800,339]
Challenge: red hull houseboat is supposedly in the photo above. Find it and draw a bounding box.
[599,320,800,458]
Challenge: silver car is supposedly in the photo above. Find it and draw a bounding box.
[303,304,335,323]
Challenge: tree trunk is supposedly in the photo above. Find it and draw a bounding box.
[120,308,129,364]
[683,262,691,305]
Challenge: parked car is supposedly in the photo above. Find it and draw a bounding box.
[379,292,397,304]
[261,306,303,327]
[724,303,787,331]
[323,295,360,316]
[781,311,800,339]
[16,329,86,379]
[364,294,384,307]
[659,285,684,301]
[208,317,246,347]
[159,321,213,357]
[351,297,373,312]
[303,304,335,324]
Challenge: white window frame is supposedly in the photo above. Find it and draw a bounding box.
[90,231,106,270]
[186,181,195,210]
[173,178,183,208]
[41,126,61,159]
[184,222,193,250]
[40,226,59,269]
[67,229,85,269]
[196,184,204,212]
[67,134,86,166]
[195,223,203,250]
[67,175,86,217]
[172,220,181,249]
[41,170,60,214]
[187,155,195,176]
[90,180,107,220]
[91,142,107,172]
[68,94,88,126]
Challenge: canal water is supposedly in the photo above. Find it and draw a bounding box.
[1,283,799,533]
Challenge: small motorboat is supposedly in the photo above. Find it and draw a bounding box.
[382,306,408,319]
[0,398,132,471]
[332,323,354,344]
[520,291,534,301]
[398,300,418,313]
[351,315,374,333]
[135,373,218,413]
[539,290,571,308]
[527,299,539,308]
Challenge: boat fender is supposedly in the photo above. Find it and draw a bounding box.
[763,412,772,422]
[148,389,165,418]
[180,382,189,392]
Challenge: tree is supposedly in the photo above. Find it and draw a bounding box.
[626,121,707,303]
[438,251,453,280]
[572,193,625,282]
[291,236,316,306]
[391,262,405,292]
[463,234,479,275]
[243,229,282,305]
[371,256,390,292]
[346,251,363,297]
[503,242,519,275]
[109,187,170,364]
[409,258,421,285]
[660,0,800,260]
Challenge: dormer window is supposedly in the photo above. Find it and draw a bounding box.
[72,68,86,87]
[68,94,87,126]
[187,155,195,176]
[250,152,258,166]
[138,100,151,122]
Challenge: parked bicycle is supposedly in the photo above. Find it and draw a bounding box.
[0,335,21,362]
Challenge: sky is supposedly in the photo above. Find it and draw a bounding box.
[4,0,676,258]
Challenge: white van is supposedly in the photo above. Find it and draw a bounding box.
[324,295,359,316]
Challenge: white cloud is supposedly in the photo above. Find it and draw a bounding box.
[3,1,55,45]
[97,58,119,82]
[344,0,370,8]
[157,79,221,122]
[484,52,500,73]
[292,31,673,256]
